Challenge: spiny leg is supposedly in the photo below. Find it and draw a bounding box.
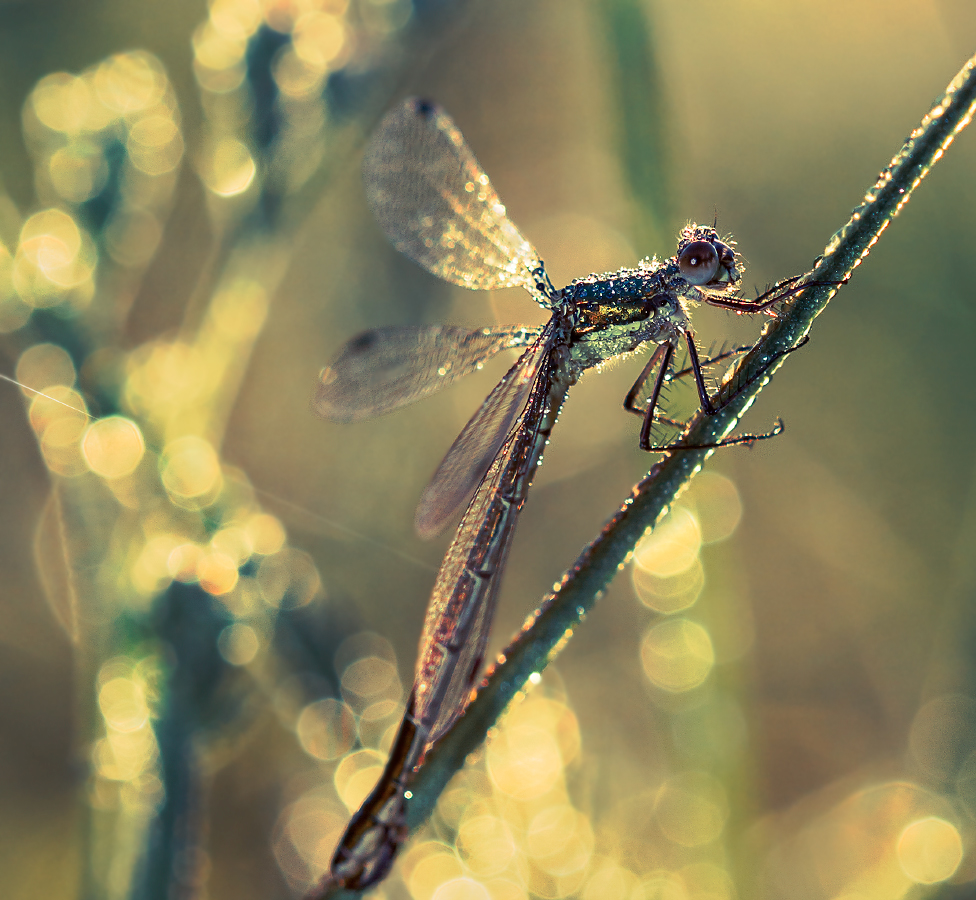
[670,343,753,380]
[683,332,715,415]
[622,342,677,451]
[639,343,676,451]
[640,336,812,451]
[626,341,744,447]
[705,276,845,314]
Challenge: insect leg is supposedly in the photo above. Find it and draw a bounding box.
[623,343,670,419]
[638,342,675,451]
[683,332,715,416]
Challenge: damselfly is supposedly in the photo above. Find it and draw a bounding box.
[312,97,806,891]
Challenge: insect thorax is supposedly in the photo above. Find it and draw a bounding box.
[566,263,691,372]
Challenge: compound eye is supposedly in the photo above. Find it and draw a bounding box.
[678,240,720,286]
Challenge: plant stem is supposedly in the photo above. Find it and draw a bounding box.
[406,48,976,844]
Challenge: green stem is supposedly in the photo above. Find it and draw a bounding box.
[407,49,976,839]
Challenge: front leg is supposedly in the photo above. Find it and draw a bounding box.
[704,275,845,313]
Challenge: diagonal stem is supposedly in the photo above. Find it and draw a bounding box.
[326,50,976,898]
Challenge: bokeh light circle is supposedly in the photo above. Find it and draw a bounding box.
[896,817,963,884]
[640,619,715,692]
[82,416,146,478]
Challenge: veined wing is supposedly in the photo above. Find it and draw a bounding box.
[413,338,570,744]
[414,323,556,540]
[318,329,570,893]
[364,98,550,303]
[314,324,542,422]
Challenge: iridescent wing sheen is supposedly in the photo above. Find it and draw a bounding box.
[314,324,542,422]
[363,98,550,303]
[414,324,556,540]
[413,337,566,744]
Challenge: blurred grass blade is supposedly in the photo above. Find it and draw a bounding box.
[595,0,669,246]
[34,485,81,642]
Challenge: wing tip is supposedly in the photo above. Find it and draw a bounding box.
[414,494,451,541]
[312,377,355,423]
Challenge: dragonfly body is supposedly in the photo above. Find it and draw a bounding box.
[312,97,791,894]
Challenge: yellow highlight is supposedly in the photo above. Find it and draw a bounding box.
[168,542,205,583]
[82,417,146,478]
[896,817,963,884]
[160,435,222,500]
[211,525,253,565]
[98,677,150,732]
[632,558,704,614]
[677,863,733,900]
[200,138,256,196]
[31,73,92,134]
[16,343,76,394]
[244,512,286,555]
[333,748,385,810]
[631,872,688,900]
[640,619,714,692]
[296,698,357,761]
[49,143,109,203]
[209,0,263,39]
[499,695,580,766]
[272,47,326,98]
[525,805,593,876]
[456,815,517,879]
[430,878,491,900]
[197,550,239,595]
[404,842,466,900]
[131,534,183,595]
[486,723,563,800]
[211,280,268,339]
[341,655,401,704]
[27,385,89,475]
[193,20,248,72]
[690,472,743,544]
[275,791,347,875]
[293,12,348,71]
[93,52,166,115]
[582,864,638,900]
[15,209,95,305]
[28,384,87,434]
[125,340,208,417]
[93,728,158,782]
[128,114,184,176]
[654,772,729,847]
[633,506,702,577]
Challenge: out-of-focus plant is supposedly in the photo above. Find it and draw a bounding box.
[0,1,490,897]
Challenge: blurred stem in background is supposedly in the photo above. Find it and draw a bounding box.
[0,1,489,897]
[597,0,669,251]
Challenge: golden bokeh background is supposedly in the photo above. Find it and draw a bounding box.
[1,1,976,899]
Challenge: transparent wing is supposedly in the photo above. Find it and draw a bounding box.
[414,324,555,540]
[314,324,542,422]
[364,98,550,302]
[413,344,566,743]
